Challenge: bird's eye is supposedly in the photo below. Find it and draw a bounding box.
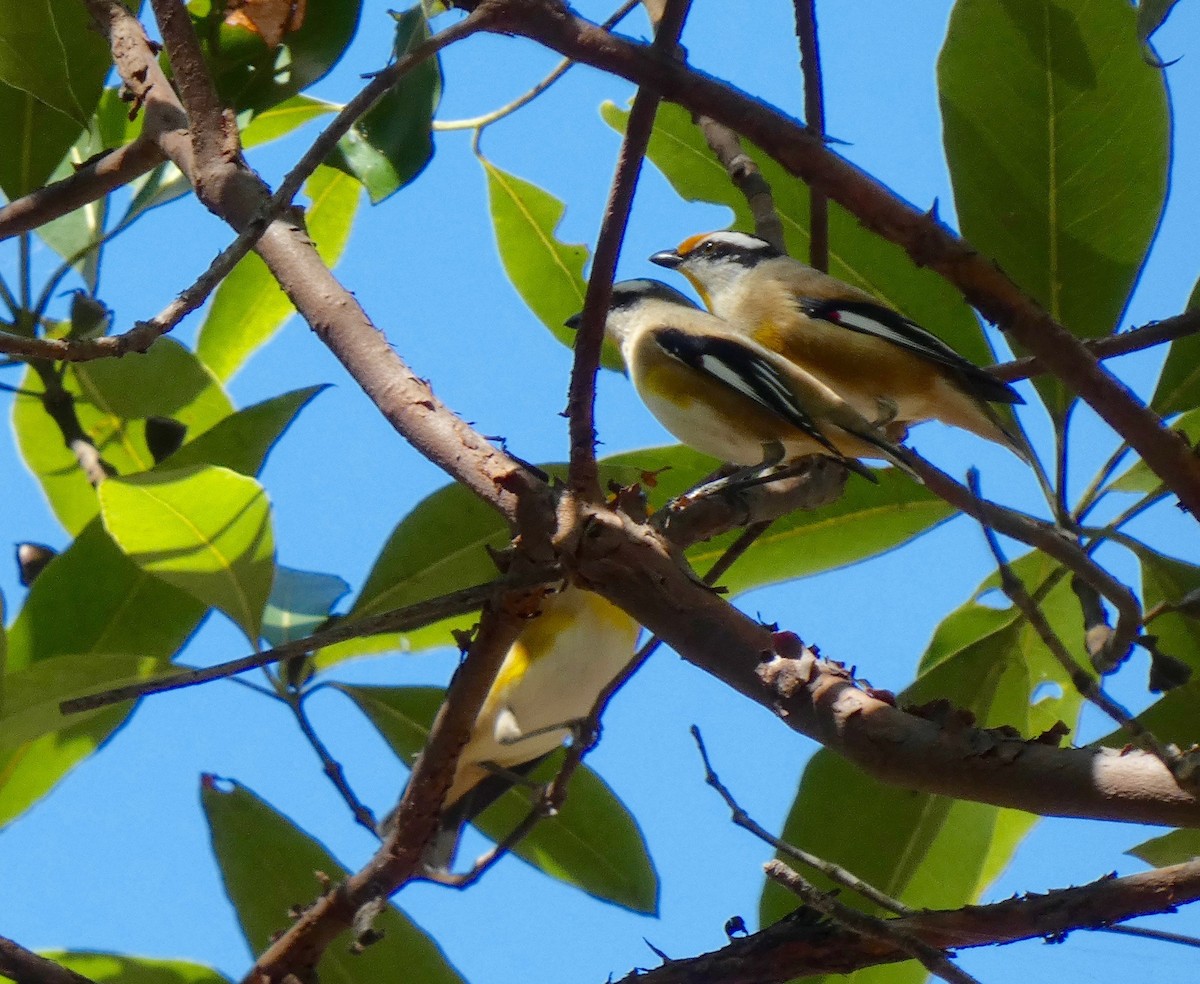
[700,240,719,255]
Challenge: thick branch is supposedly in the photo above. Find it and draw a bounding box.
[566,505,1199,828]
[460,0,1200,517]
[615,859,1200,983]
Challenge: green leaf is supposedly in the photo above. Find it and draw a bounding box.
[202,777,465,983]
[119,161,191,229]
[41,953,230,984]
[761,552,1077,947]
[685,468,955,595]
[1136,0,1181,41]
[938,0,1169,417]
[1136,547,1200,674]
[163,384,327,475]
[0,82,84,200]
[1150,276,1200,415]
[12,339,234,535]
[262,566,349,647]
[1,651,164,754]
[1128,827,1200,867]
[2,520,205,827]
[0,1,120,125]
[240,94,337,149]
[1108,407,1200,493]
[98,465,275,642]
[603,100,997,370]
[329,6,439,203]
[196,0,361,114]
[482,157,623,370]
[196,165,360,380]
[339,684,659,913]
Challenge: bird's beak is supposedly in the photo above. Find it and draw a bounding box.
[650,249,683,269]
[564,312,583,331]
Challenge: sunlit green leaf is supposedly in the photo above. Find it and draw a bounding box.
[939,0,1169,416]
[163,384,326,475]
[1149,276,1200,415]
[202,777,465,982]
[0,83,84,200]
[262,566,349,647]
[1136,547,1200,675]
[2,520,205,828]
[241,94,337,149]
[12,340,233,534]
[98,465,275,641]
[196,165,360,380]
[340,684,658,913]
[482,156,623,369]
[1,651,164,754]
[1127,827,1200,867]
[330,6,439,203]
[42,953,230,984]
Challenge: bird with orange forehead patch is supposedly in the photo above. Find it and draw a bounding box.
[651,231,1030,461]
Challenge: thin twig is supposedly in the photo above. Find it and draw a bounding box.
[764,861,981,984]
[434,0,641,132]
[1098,924,1200,950]
[693,117,785,251]
[967,471,1182,780]
[793,0,828,271]
[288,691,378,835]
[991,309,1200,384]
[60,573,556,715]
[692,726,910,915]
[566,0,693,498]
[905,450,1143,670]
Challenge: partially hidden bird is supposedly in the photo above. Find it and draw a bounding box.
[426,583,640,868]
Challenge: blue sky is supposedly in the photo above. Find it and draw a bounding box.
[3,2,1199,982]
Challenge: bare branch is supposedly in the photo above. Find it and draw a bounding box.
[793,0,828,271]
[614,859,1200,983]
[566,0,693,498]
[289,691,379,835]
[764,861,980,984]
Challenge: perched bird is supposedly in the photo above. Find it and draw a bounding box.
[568,279,913,482]
[650,231,1029,460]
[428,584,640,867]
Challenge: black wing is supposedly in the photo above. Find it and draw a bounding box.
[798,298,1023,406]
[654,328,842,458]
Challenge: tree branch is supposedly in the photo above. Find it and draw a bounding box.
[566,0,692,498]
[793,0,828,272]
[0,139,165,242]
[614,859,1200,983]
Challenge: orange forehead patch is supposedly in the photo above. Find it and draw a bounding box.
[676,231,723,256]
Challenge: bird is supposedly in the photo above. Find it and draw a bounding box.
[649,231,1030,460]
[427,583,640,868]
[567,278,915,484]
